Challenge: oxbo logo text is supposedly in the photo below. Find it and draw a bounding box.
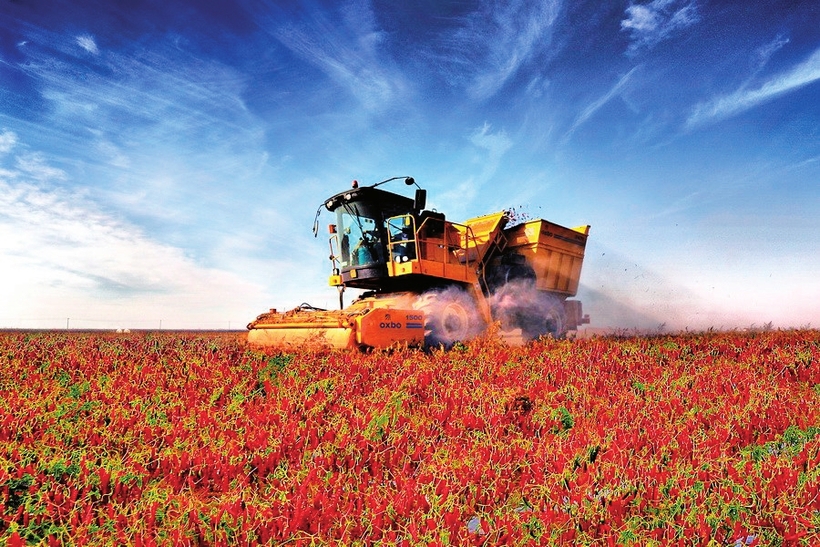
[380,322,403,329]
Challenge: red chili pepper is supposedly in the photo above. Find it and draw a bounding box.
[7,532,23,547]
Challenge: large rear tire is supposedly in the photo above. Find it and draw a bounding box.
[522,294,566,340]
[491,281,567,341]
[414,287,484,348]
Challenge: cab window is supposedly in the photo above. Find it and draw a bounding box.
[338,211,384,267]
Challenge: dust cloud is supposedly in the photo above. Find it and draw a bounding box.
[488,279,565,339]
[411,285,485,346]
[412,280,564,345]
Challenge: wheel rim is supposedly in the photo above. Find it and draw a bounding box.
[412,288,483,347]
[490,281,567,341]
[440,303,469,340]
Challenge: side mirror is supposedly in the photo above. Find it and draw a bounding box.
[414,188,427,211]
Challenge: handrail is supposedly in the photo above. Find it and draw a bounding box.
[386,215,419,263]
[328,233,341,271]
[387,214,480,269]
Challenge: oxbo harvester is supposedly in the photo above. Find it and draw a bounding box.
[248,176,590,349]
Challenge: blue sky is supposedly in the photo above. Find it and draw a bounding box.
[1,0,818,330]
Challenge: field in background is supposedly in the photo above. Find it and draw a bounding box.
[1,330,818,546]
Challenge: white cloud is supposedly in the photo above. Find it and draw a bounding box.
[18,26,256,140]
[12,26,269,223]
[0,137,265,329]
[76,34,99,55]
[565,67,638,139]
[0,178,264,329]
[0,130,17,154]
[269,1,404,111]
[754,34,789,70]
[429,123,515,217]
[95,140,132,169]
[440,0,561,100]
[470,122,513,158]
[15,153,68,182]
[467,0,561,99]
[470,123,513,182]
[622,5,658,34]
[687,47,820,129]
[433,176,480,220]
[621,0,699,53]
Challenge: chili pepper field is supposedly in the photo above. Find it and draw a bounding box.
[1,329,818,546]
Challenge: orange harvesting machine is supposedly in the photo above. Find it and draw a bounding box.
[248,177,590,349]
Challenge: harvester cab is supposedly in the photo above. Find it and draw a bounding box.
[248,176,591,349]
[323,177,423,292]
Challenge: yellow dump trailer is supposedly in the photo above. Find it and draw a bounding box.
[504,221,590,296]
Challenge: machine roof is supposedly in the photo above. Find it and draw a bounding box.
[324,186,415,213]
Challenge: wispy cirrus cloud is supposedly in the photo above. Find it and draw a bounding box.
[470,122,513,180]
[76,33,99,55]
[686,47,820,129]
[15,152,68,182]
[433,123,514,216]
[471,122,513,158]
[564,67,639,140]
[441,0,562,100]
[269,1,405,111]
[0,130,17,154]
[754,34,789,71]
[15,27,256,141]
[621,0,699,53]
[7,26,267,223]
